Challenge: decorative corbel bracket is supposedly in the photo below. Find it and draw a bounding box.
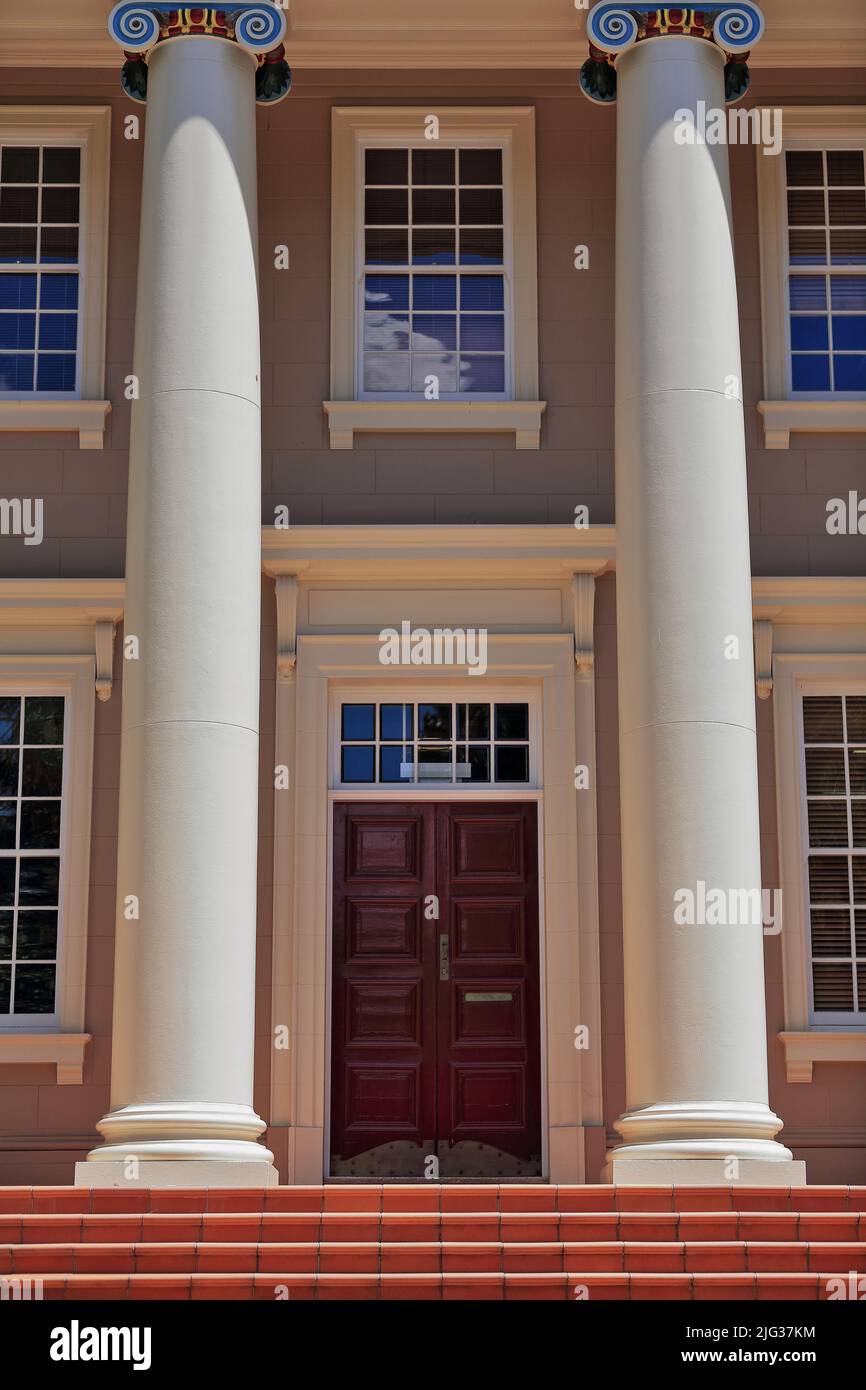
[753,618,773,700]
[107,2,291,104]
[572,573,596,674]
[580,3,765,105]
[94,620,116,702]
[275,575,299,681]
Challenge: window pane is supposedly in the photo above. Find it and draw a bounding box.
[803,696,843,742]
[364,312,409,352]
[834,355,866,390]
[0,227,37,263]
[1,148,39,183]
[0,861,13,908]
[0,698,19,743]
[459,149,502,185]
[365,228,408,265]
[413,188,454,225]
[788,189,825,224]
[42,148,80,184]
[0,912,11,958]
[13,963,56,1013]
[0,274,36,308]
[0,963,10,1011]
[40,226,78,263]
[809,855,849,902]
[459,189,503,225]
[460,228,503,265]
[341,704,375,740]
[418,704,451,740]
[0,353,33,389]
[38,313,77,350]
[41,186,79,224]
[466,745,490,781]
[460,313,504,351]
[36,353,76,391]
[364,354,411,391]
[414,275,456,310]
[0,186,38,222]
[412,228,455,265]
[791,354,831,390]
[21,748,63,796]
[365,148,407,185]
[495,703,529,739]
[460,355,505,391]
[365,188,408,225]
[829,189,866,225]
[805,747,846,794]
[418,746,451,780]
[16,910,57,960]
[0,749,19,796]
[0,313,35,350]
[852,802,866,848]
[495,745,529,782]
[831,276,866,310]
[808,800,849,847]
[790,316,828,350]
[412,313,456,351]
[786,151,823,186]
[811,908,853,955]
[411,355,457,392]
[0,802,17,849]
[18,855,59,905]
[380,745,412,782]
[412,148,454,185]
[380,704,413,741]
[812,961,854,1012]
[341,746,375,783]
[827,150,865,186]
[788,276,827,310]
[830,228,866,264]
[364,274,409,309]
[23,700,64,745]
[847,697,866,741]
[460,275,503,310]
[788,227,827,265]
[20,800,61,849]
[832,315,866,350]
[39,273,78,309]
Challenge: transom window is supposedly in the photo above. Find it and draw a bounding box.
[0,695,65,1018]
[801,693,866,1021]
[339,699,530,786]
[0,145,81,395]
[360,144,508,399]
[786,148,866,393]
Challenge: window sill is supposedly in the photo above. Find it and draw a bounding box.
[323,400,546,450]
[0,400,111,450]
[757,399,866,449]
[0,1031,91,1083]
[779,1030,866,1083]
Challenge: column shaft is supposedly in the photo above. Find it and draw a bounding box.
[610,35,801,1181]
[80,35,273,1181]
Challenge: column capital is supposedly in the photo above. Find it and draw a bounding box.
[107,2,291,104]
[580,3,765,105]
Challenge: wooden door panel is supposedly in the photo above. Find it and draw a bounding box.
[331,801,541,1177]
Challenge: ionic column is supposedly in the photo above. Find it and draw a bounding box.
[78,4,290,1186]
[582,4,804,1183]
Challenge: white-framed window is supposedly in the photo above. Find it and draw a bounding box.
[798,688,866,1025]
[327,108,543,449]
[756,108,866,447]
[0,657,95,1038]
[359,141,509,401]
[330,685,540,791]
[0,107,110,447]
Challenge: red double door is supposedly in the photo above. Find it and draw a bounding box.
[330,802,541,1178]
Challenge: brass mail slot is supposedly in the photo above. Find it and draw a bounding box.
[465,992,513,1002]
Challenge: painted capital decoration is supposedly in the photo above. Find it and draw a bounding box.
[580,4,765,104]
[107,3,291,104]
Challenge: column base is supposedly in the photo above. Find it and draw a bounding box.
[605,1154,807,1187]
[80,1100,276,1183]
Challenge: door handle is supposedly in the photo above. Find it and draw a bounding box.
[439,933,449,981]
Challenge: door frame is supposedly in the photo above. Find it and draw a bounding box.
[269,629,604,1185]
[325,792,547,1178]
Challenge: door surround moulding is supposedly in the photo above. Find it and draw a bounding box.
[268,628,603,1185]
